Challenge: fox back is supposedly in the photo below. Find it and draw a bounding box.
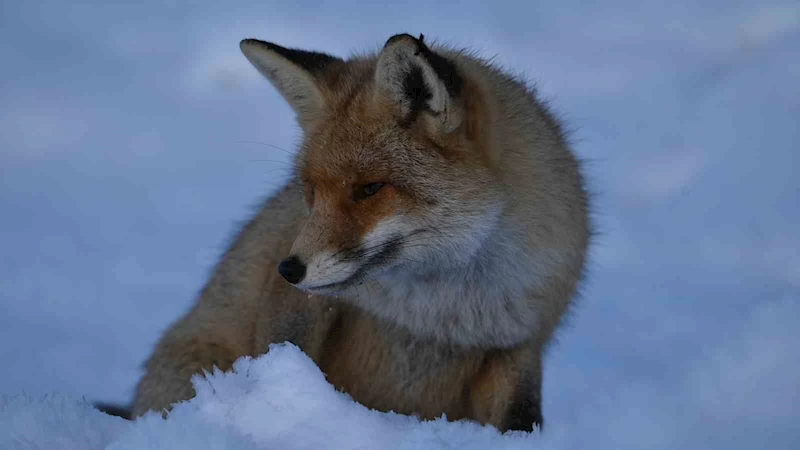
[109,33,590,433]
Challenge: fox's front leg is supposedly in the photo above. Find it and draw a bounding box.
[131,325,246,417]
[131,289,340,418]
[468,344,543,432]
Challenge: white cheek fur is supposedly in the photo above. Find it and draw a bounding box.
[296,250,359,289]
[360,216,415,251]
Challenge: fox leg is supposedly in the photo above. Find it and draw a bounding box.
[468,345,543,432]
[130,334,242,417]
[130,289,339,418]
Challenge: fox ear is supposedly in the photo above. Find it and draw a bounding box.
[375,34,464,133]
[240,38,342,130]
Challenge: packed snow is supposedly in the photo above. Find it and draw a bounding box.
[1,343,543,450]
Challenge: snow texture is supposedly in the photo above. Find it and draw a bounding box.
[1,343,541,450]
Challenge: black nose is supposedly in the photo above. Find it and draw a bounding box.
[278,256,306,284]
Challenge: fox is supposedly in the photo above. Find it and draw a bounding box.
[96,32,591,433]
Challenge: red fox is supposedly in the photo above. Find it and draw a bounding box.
[97,33,591,432]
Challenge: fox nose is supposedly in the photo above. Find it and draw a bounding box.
[278,256,306,284]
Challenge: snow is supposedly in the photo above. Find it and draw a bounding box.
[1,343,541,450]
[3,295,799,450]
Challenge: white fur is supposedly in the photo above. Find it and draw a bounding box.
[296,249,360,291]
[337,207,568,349]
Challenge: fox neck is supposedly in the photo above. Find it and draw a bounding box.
[353,216,546,349]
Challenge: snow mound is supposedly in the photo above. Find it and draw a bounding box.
[0,343,541,450]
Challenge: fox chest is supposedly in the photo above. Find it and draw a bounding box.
[316,308,485,421]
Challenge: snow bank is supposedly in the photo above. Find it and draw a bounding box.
[0,343,541,450]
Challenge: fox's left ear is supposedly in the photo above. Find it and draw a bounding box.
[240,38,342,130]
[375,34,464,134]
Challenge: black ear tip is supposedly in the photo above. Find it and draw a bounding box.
[383,33,433,56]
[240,38,261,53]
[384,33,418,48]
[240,38,279,51]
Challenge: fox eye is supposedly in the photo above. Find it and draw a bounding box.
[354,182,385,201]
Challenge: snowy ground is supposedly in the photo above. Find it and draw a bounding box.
[2,343,547,450]
[1,1,799,449]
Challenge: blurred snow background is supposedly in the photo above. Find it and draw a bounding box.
[1,1,798,449]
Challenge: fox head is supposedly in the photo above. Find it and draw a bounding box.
[240,34,504,296]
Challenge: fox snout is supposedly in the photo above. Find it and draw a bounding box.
[276,210,412,294]
[277,256,306,284]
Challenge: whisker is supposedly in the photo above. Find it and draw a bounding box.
[319,224,462,268]
[364,276,374,300]
[249,159,303,169]
[236,140,309,165]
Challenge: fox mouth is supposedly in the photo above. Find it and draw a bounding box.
[301,234,406,295]
[301,279,356,295]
